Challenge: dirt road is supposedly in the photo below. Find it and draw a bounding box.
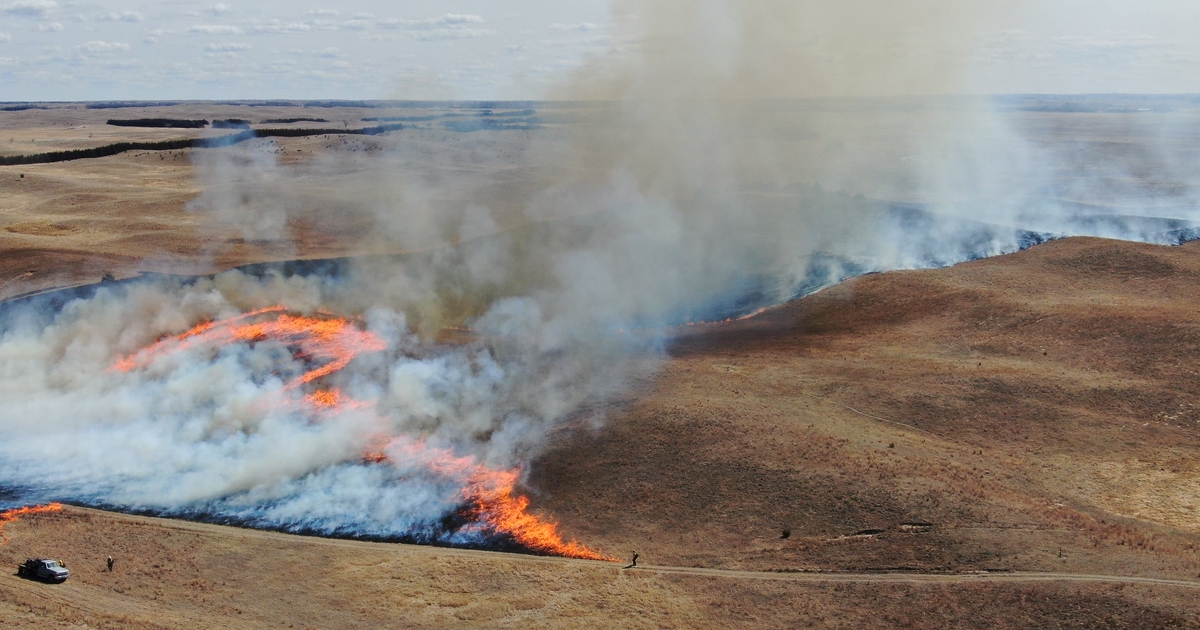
[632,565,1200,589]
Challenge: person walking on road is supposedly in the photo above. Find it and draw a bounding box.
[624,551,639,569]
[107,556,114,572]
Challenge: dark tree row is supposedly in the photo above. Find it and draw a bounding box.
[0,123,405,165]
[107,119,209,128]
[212,119,251,129]
[86,101,181,109]
[260,117,329,124]
[1,138,196,165]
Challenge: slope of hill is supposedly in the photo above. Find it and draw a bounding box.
[2,237,1199,629]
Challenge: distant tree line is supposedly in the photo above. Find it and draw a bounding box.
[211,119,251,129]
[66,99,589,110]
[242,123,404,138]
[0,138,196,164]
[0,123,405,165]
[107,118,209,128]
[260,117,329,124]
[362,113,464,122]
[300,99,541,109]
[86,101,181,109]
[299,100,380,109]
[440,119,538,133]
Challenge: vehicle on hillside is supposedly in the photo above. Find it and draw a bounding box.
[16,558,69,582]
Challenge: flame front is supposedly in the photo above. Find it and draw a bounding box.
[464,468,615,561]
[113,308,612,561]
[0,503,64,545]
[113,306,386,391]
[372,436,615,560]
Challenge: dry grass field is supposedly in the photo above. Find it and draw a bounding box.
[0,102,568,300]
[539,237,1200,573]
[3,236,1199,628]
[2,102,1200,628]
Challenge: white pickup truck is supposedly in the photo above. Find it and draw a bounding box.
[17,558,69,582]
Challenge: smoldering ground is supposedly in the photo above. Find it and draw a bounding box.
[1,1,1199,547]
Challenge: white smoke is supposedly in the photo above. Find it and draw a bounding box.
[2,1,1199,545]
[0,266,651,542]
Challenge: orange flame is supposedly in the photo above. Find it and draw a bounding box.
[113,307,386,392]
[375,436,613,560]
[464,468,615,561]
[113,308,612,561]
[303,388,372,411]
[0,503,64,545]
[112,306,288,372]
[683,306,771,328]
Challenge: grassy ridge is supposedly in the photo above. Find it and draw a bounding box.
[0,123,404,166]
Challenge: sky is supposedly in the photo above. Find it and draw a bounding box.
[0,0,613,100]
[0,0,1198,101]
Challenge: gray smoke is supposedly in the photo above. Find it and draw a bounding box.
[1,1,1197,544]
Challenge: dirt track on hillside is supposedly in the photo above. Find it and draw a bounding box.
[2,505,1199,629]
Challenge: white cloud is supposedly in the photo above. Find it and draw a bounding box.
[36,21,61,32]
[447,29,497,41]
[380,13,484,29]
[209,4,232,16]
[247,21,311,34]
[3,0,55,19]
[434,14,483,25]
[375,13,492,40]
[549,22,597,32]
[0,32,9,42]
[187,24,243,34]
[975,30,1184,68]
[0,5,620,99]
[97,58,141,69]
[410,28,494,42]
[76,40,129,53]
[98,11,143,23]
[204,42,250,52]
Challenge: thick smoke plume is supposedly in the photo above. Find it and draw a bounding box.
[1,1,1198,548]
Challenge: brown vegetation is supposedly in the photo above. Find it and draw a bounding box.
[1,104,1199,627]
[535,238,1200,577]
[2,237,1199,628]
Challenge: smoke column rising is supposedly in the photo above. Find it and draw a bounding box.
[1,1,1198,549]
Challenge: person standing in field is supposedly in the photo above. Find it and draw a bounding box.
[107,556,114,572]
